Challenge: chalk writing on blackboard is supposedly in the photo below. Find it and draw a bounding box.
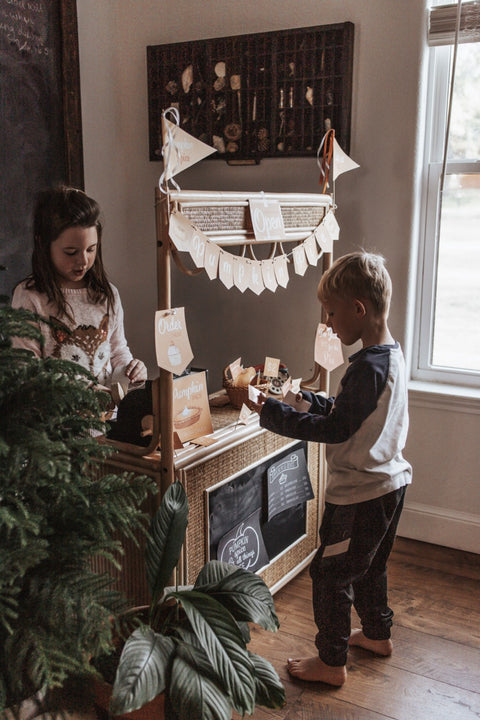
[0,0,50,57]
[267,447,314,521]
[217,508,269,573]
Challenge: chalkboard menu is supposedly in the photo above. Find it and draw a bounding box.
[0,0,83,299]
[208,441,311,569]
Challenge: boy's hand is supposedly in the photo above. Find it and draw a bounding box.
[249,391,268,415]
[125,358,147,383]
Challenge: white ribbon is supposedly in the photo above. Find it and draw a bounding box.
[159,107,182,195]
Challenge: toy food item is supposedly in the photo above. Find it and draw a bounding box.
[234,366,257,387]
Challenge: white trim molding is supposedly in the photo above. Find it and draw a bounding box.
[398,501,480,554]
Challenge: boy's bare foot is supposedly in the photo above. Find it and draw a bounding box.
[348,629,393,656]
[286,656,347,686]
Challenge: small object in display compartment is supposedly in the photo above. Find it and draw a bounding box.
[181,64,193,93]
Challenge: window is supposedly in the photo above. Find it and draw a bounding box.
[415,3,480,388]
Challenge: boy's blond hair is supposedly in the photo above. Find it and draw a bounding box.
[318,251,392,316]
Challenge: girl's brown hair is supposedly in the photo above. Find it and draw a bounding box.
[25,186,114,320]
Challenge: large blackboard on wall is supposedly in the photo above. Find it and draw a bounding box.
[0,0,83,299]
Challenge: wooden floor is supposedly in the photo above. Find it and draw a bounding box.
[242,537,480,720]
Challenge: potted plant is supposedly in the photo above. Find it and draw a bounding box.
[99,480,286,720]
[0,302,155,718]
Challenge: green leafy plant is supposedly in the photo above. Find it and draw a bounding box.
[0,304,155,715]
[109,480,286,720]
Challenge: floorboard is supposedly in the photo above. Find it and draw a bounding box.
[243,537,480,720]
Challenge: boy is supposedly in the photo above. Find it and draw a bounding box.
[254,251,412,686]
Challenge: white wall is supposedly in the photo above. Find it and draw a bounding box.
[76,0,480,553]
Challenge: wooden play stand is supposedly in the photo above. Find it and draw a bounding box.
[93,186,334,604]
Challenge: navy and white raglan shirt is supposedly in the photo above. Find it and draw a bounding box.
[260,343,412,505]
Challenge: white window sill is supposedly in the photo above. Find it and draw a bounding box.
[408,380,480,414]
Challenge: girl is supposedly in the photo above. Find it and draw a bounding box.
[12,185,147,395]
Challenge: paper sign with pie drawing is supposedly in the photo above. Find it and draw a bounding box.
[172,371,213,443]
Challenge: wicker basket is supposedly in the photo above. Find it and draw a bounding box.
[223,366,270,410]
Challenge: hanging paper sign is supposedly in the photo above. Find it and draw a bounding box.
[248,261,265,296]
[203,241,220,280]
[292,244,308,276]
[273,255,289,288]
[233,256,250,293]
[332,137,360,181]
[189,230,207,268]
[249,198,286,241]
[217,508,269,572]
[261,260,278,292]
[267,446,314,521]
[155,307,193,374]
[323,211,340,241]
[161,116,216,180]
[172,371,213,443]
[315,222,333,253]
[219,250,234,289]
[304,234,319,266]
[264,356,280,378]
[314,323,344,371]
[169,212,194,252]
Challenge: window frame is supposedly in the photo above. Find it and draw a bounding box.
[413,40,480,389]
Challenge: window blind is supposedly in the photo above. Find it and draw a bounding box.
[428,1,480,45]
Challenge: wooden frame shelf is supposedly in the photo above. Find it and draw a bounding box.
[147,22,354,163]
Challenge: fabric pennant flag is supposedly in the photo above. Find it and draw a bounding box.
[162,117,216,180]
[332,137,360,181]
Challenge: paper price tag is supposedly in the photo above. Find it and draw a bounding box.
[283,390,312,413]
[264,356,280,378]
[314,323,344,371]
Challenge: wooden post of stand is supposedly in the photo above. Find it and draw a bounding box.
[155,187,175,497]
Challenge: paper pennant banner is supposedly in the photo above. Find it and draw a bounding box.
[248,260,265,295]
[315,222,333,253]
[155,307,194,374]
[314,323,344,371]
[233,256,250,293]
[219,250,234,288]
[189,229,207,268]
[169,212,193,252]
[323,211,340,241]
[162,117,216,180]
[273,255,289,288]
[261,260,278,292]
[292,244,308,276]
[204,241,220,279]
[333,137,360,181]
[304,234,319,266]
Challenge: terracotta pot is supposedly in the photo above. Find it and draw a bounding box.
[94,677,165,720]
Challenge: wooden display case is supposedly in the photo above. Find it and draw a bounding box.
[147,22,354,163]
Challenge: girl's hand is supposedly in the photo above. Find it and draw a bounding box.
[125,358,147,383]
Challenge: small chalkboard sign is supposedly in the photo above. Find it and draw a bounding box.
[208,441,311,566]
[267,446,314,521]
[0,0,83,299]
[217,508,269,573]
